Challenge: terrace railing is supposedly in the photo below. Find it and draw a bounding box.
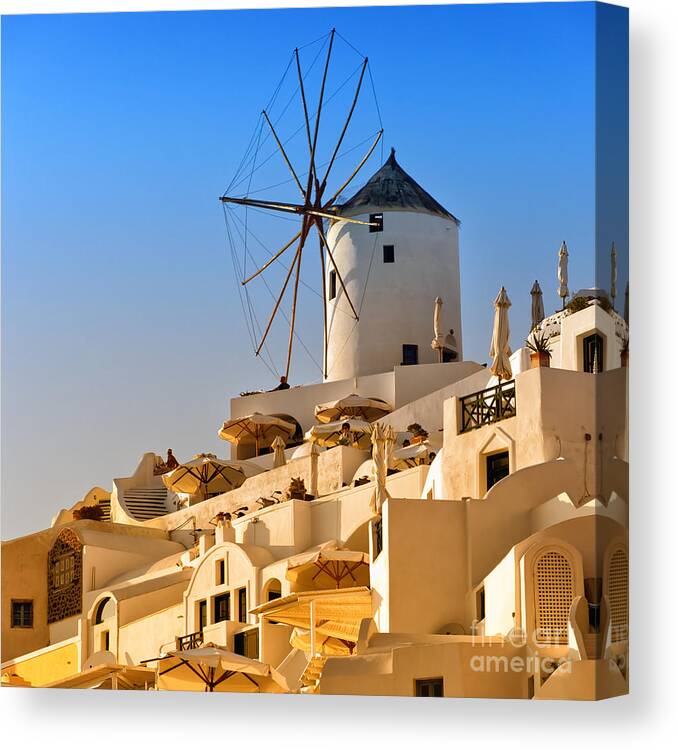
[460,380,516,433]
[176,630,204,651]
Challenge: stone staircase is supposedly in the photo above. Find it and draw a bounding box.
[122,488,169,521]
[299,655,327,694]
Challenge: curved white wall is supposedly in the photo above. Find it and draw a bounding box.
[325,210,462,382]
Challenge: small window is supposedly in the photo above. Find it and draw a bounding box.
[198,599,207,630]
[383,244,395,263]
[50,552,76,590]
[101,630,110,652]
[237,587,247,623]
[369,213,383,233]
[265,579,282,602]
[583,333,604,373]
[442,348,457,363]
[216,559,225,586]
[402,344,419,366]
[415,677,444,697]
[233,628,259,659]
[476,587,486,621]
[373,518,383,560]
[328,270,337,300]
[214,592,230,623]
[486,451,509,490]
[11,600,33,628]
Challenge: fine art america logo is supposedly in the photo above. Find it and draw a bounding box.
[467,622,628,675]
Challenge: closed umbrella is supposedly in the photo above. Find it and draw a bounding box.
[489,287,513,381]
[271,435,287,468]
[370,423,394,515]
[306,418,372,449]
[432,296,444,361]
[314,394,392,424]
[162,454,247,499]
[530,280,545,329]
[218,412,296,456]
[557,241,569,307]
[610,242,617,305]
[152,645,284,693]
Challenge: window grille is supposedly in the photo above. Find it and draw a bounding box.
[534,550,574,645]
[608,549,629,642]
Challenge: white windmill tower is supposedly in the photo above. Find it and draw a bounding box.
[324,148,463,381]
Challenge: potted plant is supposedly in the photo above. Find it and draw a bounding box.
[406,422,429,444]
[526,330,552,368]
[620,336,629,367]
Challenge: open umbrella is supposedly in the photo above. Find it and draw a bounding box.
[162,454,247,499]
[391,441,431,470]
[218,412,296,456]
[530,280,545,329]
[489,287,513,381]
[289,627,353,656]
[557,241,569,307]
[153,645,284,693]
[286,540,370,589]
[314,394,392,424]
[305,418,372,449]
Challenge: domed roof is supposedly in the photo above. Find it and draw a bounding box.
[334,148,459,224]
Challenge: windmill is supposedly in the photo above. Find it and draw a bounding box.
[220,29,384,381]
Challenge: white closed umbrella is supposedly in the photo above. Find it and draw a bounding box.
[369,423,394,515]
[530,280,545,329]
[557,241,569,307]
[489,287,513,381]
[271,435,287,468]
[432,296,444,361]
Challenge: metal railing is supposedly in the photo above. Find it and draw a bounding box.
[176,630,203,651]
[460,380,516,433]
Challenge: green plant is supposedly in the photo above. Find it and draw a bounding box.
[565,296,589,314]
[526,330,552,355]
[406,422,428,439]
[73,505,104,521]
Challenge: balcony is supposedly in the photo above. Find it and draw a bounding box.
[460,380,516,433]
[176,630,203,651]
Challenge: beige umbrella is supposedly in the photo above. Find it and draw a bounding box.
[306,418,372,449]
[153,645,284,693]
[530,280,545,329]
[557,241,569,307]
[218,412,296,456]
[314,394,392,424]
[489,287,513,381]
[286,540,370,589]
[271,435,287,468]
[370,423,394,515]
[162,453,247,499]
[391,441,431,470]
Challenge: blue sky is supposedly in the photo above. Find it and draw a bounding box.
[1,2,628,538]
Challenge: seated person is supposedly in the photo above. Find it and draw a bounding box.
[270,375,291,391]
[337,421,353,446]
[165,448,179,470]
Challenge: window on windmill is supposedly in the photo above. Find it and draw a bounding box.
[369,213,383,233]
[329,270,337,300]
[383,244,395,263]
[442,348,457,363]
[402,344,419,366]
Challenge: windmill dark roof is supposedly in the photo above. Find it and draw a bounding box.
[334,148,459,224]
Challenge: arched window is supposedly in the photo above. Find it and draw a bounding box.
[263,578,282,602]
[607,548,629,643]
[47,529,83,624]
[93,597,113,625]
[534,549,574,645]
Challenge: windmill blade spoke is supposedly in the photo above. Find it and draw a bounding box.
[316,218,359,321]
[320,57,368,191]
[255,235,305,356]
[285,239,304,379]
[306,28,335,196]
[220,196,303,214]
[295,47,314,161]
[306,209,377,226]
[262,110,305,198]
[325,129,383,207]
[242,230,303,285]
